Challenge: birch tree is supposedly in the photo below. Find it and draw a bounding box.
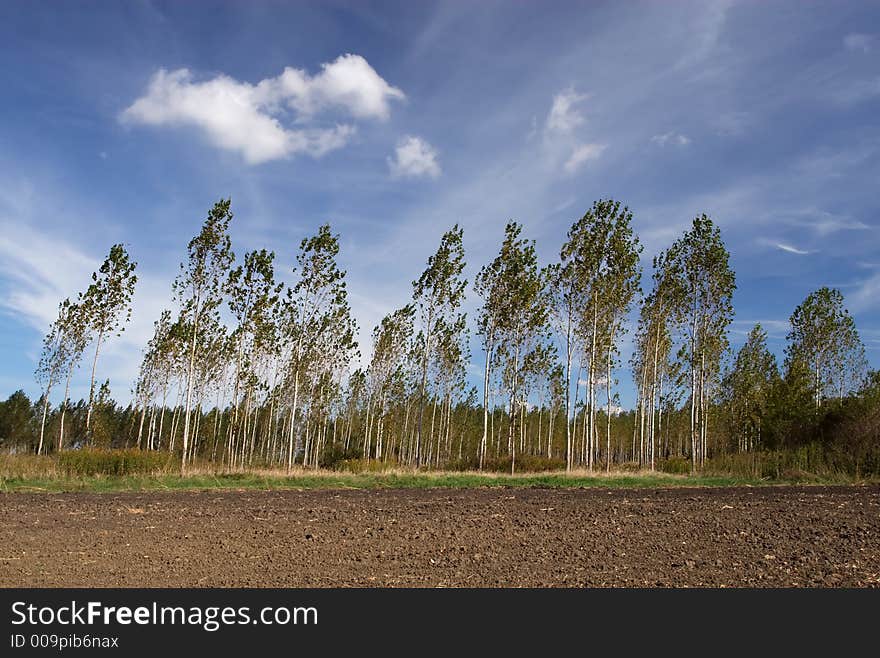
[668,215,735,471]
[366,306,415,460]
[598,209,642,470]
[82,244,137,435]
[173,199,234,472]
[281,224,357,471]
[632,250,681,469]
[785,287,866,410]
[57,300,89,452]
[483,222,549,474]
[412,226,467,467]
[226,249,282,466]
[34,299,75,454]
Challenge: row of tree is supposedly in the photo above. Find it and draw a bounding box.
[12,198,874,474]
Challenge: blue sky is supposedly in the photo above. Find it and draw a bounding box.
[1,0,878,407]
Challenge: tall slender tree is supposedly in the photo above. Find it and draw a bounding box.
[281,224,357,471]
[226,249,282,466]
[412,226,467,467]
[482,222,549,474]
[34,299,75,454]
[596,204,641,471]
[173,199,234,472]
[668,215,735,471]
[82,244,137,435]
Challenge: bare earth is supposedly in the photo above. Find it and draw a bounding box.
[1,485,878,587]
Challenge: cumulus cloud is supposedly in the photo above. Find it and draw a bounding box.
[844,33,875,53]
[651,131,691,146]
[387,136,441,179]
[546,87,588,134]
[564,143,605,173]
[121,54,405,164]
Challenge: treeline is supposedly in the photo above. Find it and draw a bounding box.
[4,198,877,475]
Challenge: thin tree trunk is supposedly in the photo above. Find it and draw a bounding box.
[85,329,104,435]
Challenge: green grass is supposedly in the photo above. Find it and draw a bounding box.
[0,469,861,494]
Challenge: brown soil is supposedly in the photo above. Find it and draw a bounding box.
[1,485,878,587]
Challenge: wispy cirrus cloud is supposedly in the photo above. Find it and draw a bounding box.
[848,271,880,313]
[651,131,691,147]
[121,55,405,164]
[544,87,605,174]
[564,143,605,173]
[844,33,875,53]
[545,86,587,134]
[757,238,814,255]
[785,208,870,237]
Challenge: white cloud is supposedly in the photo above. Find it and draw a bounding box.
[849,272,880,312]
[121,54,405,165]
[786,208,870,236]
[761,240,813,255]
[252,54,405,120]
[775,243,811,255]
[563,143,605,173]
[0,220,174,401]
[844,33,875,53]
[0,223,98,332]
[387,136,441,179]
[651,131,691,146]
[546,87,588,134]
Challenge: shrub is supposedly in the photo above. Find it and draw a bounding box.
[657,457,691,475]
[320,444,364,470]
[58,449,172,477]
[474,454,566,473]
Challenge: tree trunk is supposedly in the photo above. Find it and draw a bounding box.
[85,328,105,435]
[58,365,74,453]
[479,339,492,470]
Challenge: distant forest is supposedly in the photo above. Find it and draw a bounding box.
[2,198,878,476]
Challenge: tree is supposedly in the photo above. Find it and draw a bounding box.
[594,203,641,471]
[632,250,682,470]
[57,300,90,452]
[365,305,415,461]
[722,324,780,452]
[786,287,866,411]
[35,300,66,454]
[82,244,137,436]
[281,224,358,471]
[668,215,735,471]
[173,199,234,472]
[0,390,36,451]
[226,249,282,467]
[412,226,467,467]
[554,200,640,471]
[481,222,549,474]
[475,235,509,470]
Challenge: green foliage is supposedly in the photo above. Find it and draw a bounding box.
[786,287,867,409]
[0,390,38,451]
[58,448,172,477]
[473,454,566,473]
